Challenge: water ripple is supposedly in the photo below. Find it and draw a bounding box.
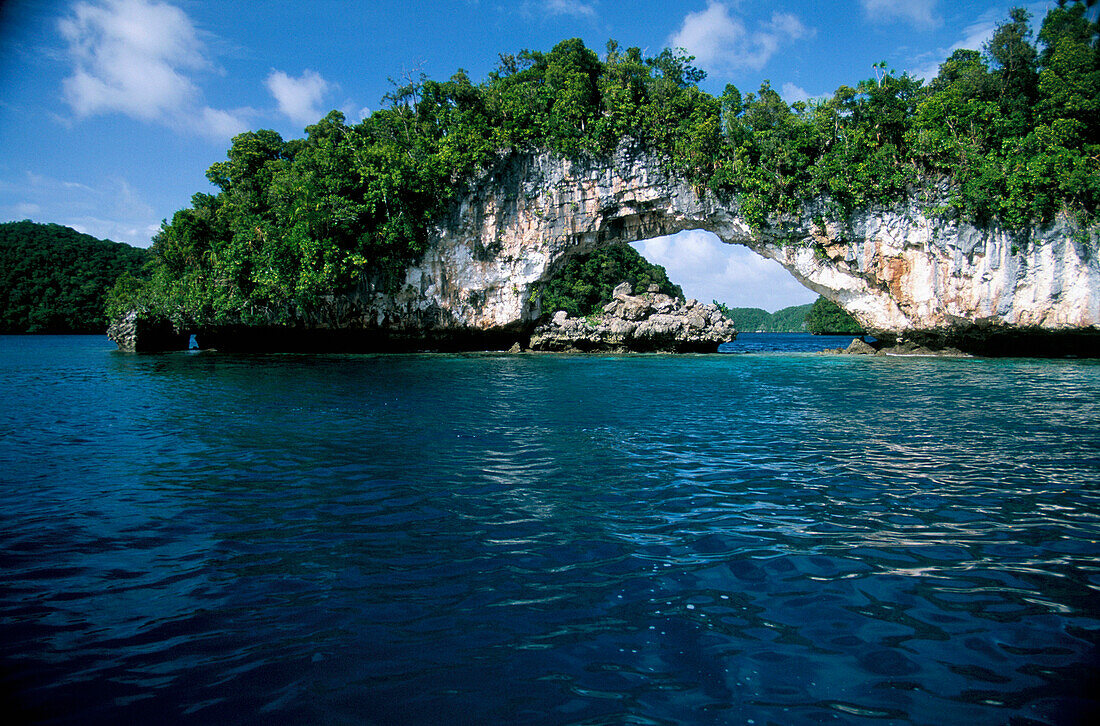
[1,338,1098,725]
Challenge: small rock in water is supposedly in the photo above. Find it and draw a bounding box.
[845,338,878,355]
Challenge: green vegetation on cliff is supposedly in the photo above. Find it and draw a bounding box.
[804,297,865,335]
[1,221,148,333]
[540,244,682,318]
[112,2,1099,329]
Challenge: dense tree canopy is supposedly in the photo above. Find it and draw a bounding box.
[804,296,865,335]
[111,2,1099,330]
[539,243,682,318]
[715,302,814,332]
[1,221,148,333]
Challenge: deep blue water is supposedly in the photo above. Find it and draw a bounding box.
[2,334,1099,725]
[719,332,863,354]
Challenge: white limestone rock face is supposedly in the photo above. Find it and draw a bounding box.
[107,309,190,352]
[762,201,1100,344]
[116,143,1100,353]
[296,144,728,337]
[338,143,1097,351]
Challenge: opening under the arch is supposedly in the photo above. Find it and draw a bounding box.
[630,230,817,313]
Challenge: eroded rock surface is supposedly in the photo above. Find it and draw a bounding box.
[108,310,189,353]
[394,145,1098,356]
[114,143,1100,355]
[528,283,736,352]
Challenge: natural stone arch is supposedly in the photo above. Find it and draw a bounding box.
[376,143,1097,353]
[392,144,905,336]
[126,143,1098,355]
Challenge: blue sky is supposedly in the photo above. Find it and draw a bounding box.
[0,0,1058,310]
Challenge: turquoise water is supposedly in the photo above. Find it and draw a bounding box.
[1,334,1099,725]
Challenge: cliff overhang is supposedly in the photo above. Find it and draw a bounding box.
[111,145,1100,357]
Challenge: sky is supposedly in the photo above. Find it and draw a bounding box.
[0,0,1061,311]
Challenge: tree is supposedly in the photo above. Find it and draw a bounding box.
[543,39,601,155]
[539,244,682,318]
[1037,1,1099,138]
[0,221,148,333]
[112,9,1099,332]
[986,8,1040,139]
[804,296,864,334]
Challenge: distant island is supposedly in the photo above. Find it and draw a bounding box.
[716,297,864,335]
[0,221,147,334]
[715,302,811,333]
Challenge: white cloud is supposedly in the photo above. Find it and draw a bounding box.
[780,83,812,104]
[58,0,246,139]
[669,3,812,74]
[265,69,330,127]
[14,202,42,217]
[199,106,249,138]
[518,0,597,21]
[544,0,596,18]
[0,171,160,247]
[632,230,818,312]
[67,217,162,246]
[861,0,941,29]
[908,19,996,80]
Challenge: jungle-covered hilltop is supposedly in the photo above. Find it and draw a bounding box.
[109,2,1099,332]
[0,221,148,333]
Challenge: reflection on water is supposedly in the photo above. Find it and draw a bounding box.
[1,336,1098,725]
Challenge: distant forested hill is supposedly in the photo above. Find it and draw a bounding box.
[804,296,864,334]
[716,302,813,332]
[0,221,148,333]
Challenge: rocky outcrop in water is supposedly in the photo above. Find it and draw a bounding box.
[823,337,969,357]
[113,143,1099,355]
[528,282,736,352]
[108,310,188,353]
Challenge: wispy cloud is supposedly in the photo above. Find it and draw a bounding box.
[669,2,812,74]
[860,0,941,29]
[544,0,597,18]
[265,69,331,127]
[58,0,248,139]
[1,171,161,246]
[780,83,814,104]
[903,2,1050,81]
[906,1,1058,83]
[908,19,997,81]
[519,0,598,21]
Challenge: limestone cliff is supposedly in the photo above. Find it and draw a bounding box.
[112,144,1100,355]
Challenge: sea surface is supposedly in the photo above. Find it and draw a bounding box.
[1,333,1099,725]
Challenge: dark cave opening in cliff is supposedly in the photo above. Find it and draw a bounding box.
[629,230,816,313]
